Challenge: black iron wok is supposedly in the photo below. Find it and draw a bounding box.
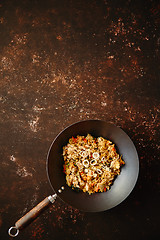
[9,120,139,237]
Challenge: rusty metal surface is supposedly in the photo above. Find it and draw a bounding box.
[0,0,159,239]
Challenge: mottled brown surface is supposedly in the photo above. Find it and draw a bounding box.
[0,0,159,239]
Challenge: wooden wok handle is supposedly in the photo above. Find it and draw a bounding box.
[8,194,57,237]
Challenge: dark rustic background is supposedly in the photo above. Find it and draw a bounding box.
[0,0,159,239]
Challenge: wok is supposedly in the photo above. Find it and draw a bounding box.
[9,120,139,237]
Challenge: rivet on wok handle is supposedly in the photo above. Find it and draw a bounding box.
[8,194,57,237]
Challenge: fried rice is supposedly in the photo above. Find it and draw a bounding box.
[63,134,125,194]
